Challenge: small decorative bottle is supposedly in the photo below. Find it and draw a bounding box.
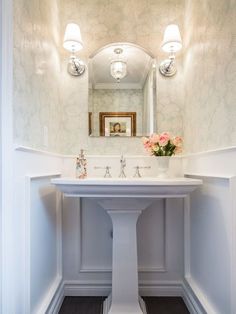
[76,149,87,179]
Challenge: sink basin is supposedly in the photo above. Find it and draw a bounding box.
[52,176,202,314]
[51,177,202,198]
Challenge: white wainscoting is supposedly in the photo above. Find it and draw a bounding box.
[62,196,185,297]
[183,147,236,314]
[12,146,236,314]
[12,148,63,314]
[25,174,62,314]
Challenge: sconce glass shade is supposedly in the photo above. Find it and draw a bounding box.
[63,23,83,52]
[161,24,182,53]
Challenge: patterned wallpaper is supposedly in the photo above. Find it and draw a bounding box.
[14,0,236,155]
[58,0,185,154]
[13,0,63,152]
[89,89,144,136]
[183,0,236,153]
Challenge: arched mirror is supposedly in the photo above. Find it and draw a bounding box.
[88,42,157,137]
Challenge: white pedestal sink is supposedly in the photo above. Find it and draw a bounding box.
[52,177,202,314]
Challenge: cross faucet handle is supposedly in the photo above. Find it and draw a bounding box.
[94,166,112,178]
[133,166,151,178]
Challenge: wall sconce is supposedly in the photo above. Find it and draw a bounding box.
[159,24,182,77]
[110,48,127,83]
[63,23,85,76]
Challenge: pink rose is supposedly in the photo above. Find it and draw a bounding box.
[172,136,183,147]
[150,133,160,144]
[159,132,170,146]
[174,146,182,154]
[142,137,149,144]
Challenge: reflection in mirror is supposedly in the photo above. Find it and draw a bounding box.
[88,43,157,137]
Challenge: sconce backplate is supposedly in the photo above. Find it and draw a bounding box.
[159,59,177,77]
[68,57,86,76]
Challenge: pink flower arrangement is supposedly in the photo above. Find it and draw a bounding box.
[142,132,183,156]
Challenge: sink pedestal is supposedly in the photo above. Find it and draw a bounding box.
[99,199,151,314]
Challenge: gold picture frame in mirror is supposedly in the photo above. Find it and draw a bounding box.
[99,112,136,137]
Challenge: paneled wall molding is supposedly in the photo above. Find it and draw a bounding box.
[79,200,167,274]
[184,173,236,314]
[25,174,62,314]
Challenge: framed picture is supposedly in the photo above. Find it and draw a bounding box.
[99,112,136,137]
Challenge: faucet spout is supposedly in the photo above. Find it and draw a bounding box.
[119,154,126,178]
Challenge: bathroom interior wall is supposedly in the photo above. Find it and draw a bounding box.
[13,0,185,155]
[13,0,62,153]
[59,0,185,155]
[183,0,236,153]
[13,0,236,155]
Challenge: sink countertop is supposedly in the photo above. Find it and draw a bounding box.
[51,177,202,186]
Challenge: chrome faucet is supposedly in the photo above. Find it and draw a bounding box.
[133,166,151,178]
[94,166,112,178]
[119,154,126,178]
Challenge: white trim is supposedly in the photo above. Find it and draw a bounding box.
[14,145,66,158]
[35,279,209,314]
[183,277,217,314]
[229,176,236,314]
[45,280,64,314]
[89,42,155,59]
[15,142,236,159]
[185,173,234,179]
[35,276,63,314]
[14,145,182,159]
[63,280,183,297]
[182,279,206,314]
[183,145,236,158]
[1,0,14,313]
[184,196,190,278]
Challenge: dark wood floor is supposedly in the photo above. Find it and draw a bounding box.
[59,296,190,314]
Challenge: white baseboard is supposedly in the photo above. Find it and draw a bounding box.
[64,280,111,297]
[46,279,64,314]
[46,279,207,314]
[35,276,63,314]
[182,277,218,314]
[63,280,184,297]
